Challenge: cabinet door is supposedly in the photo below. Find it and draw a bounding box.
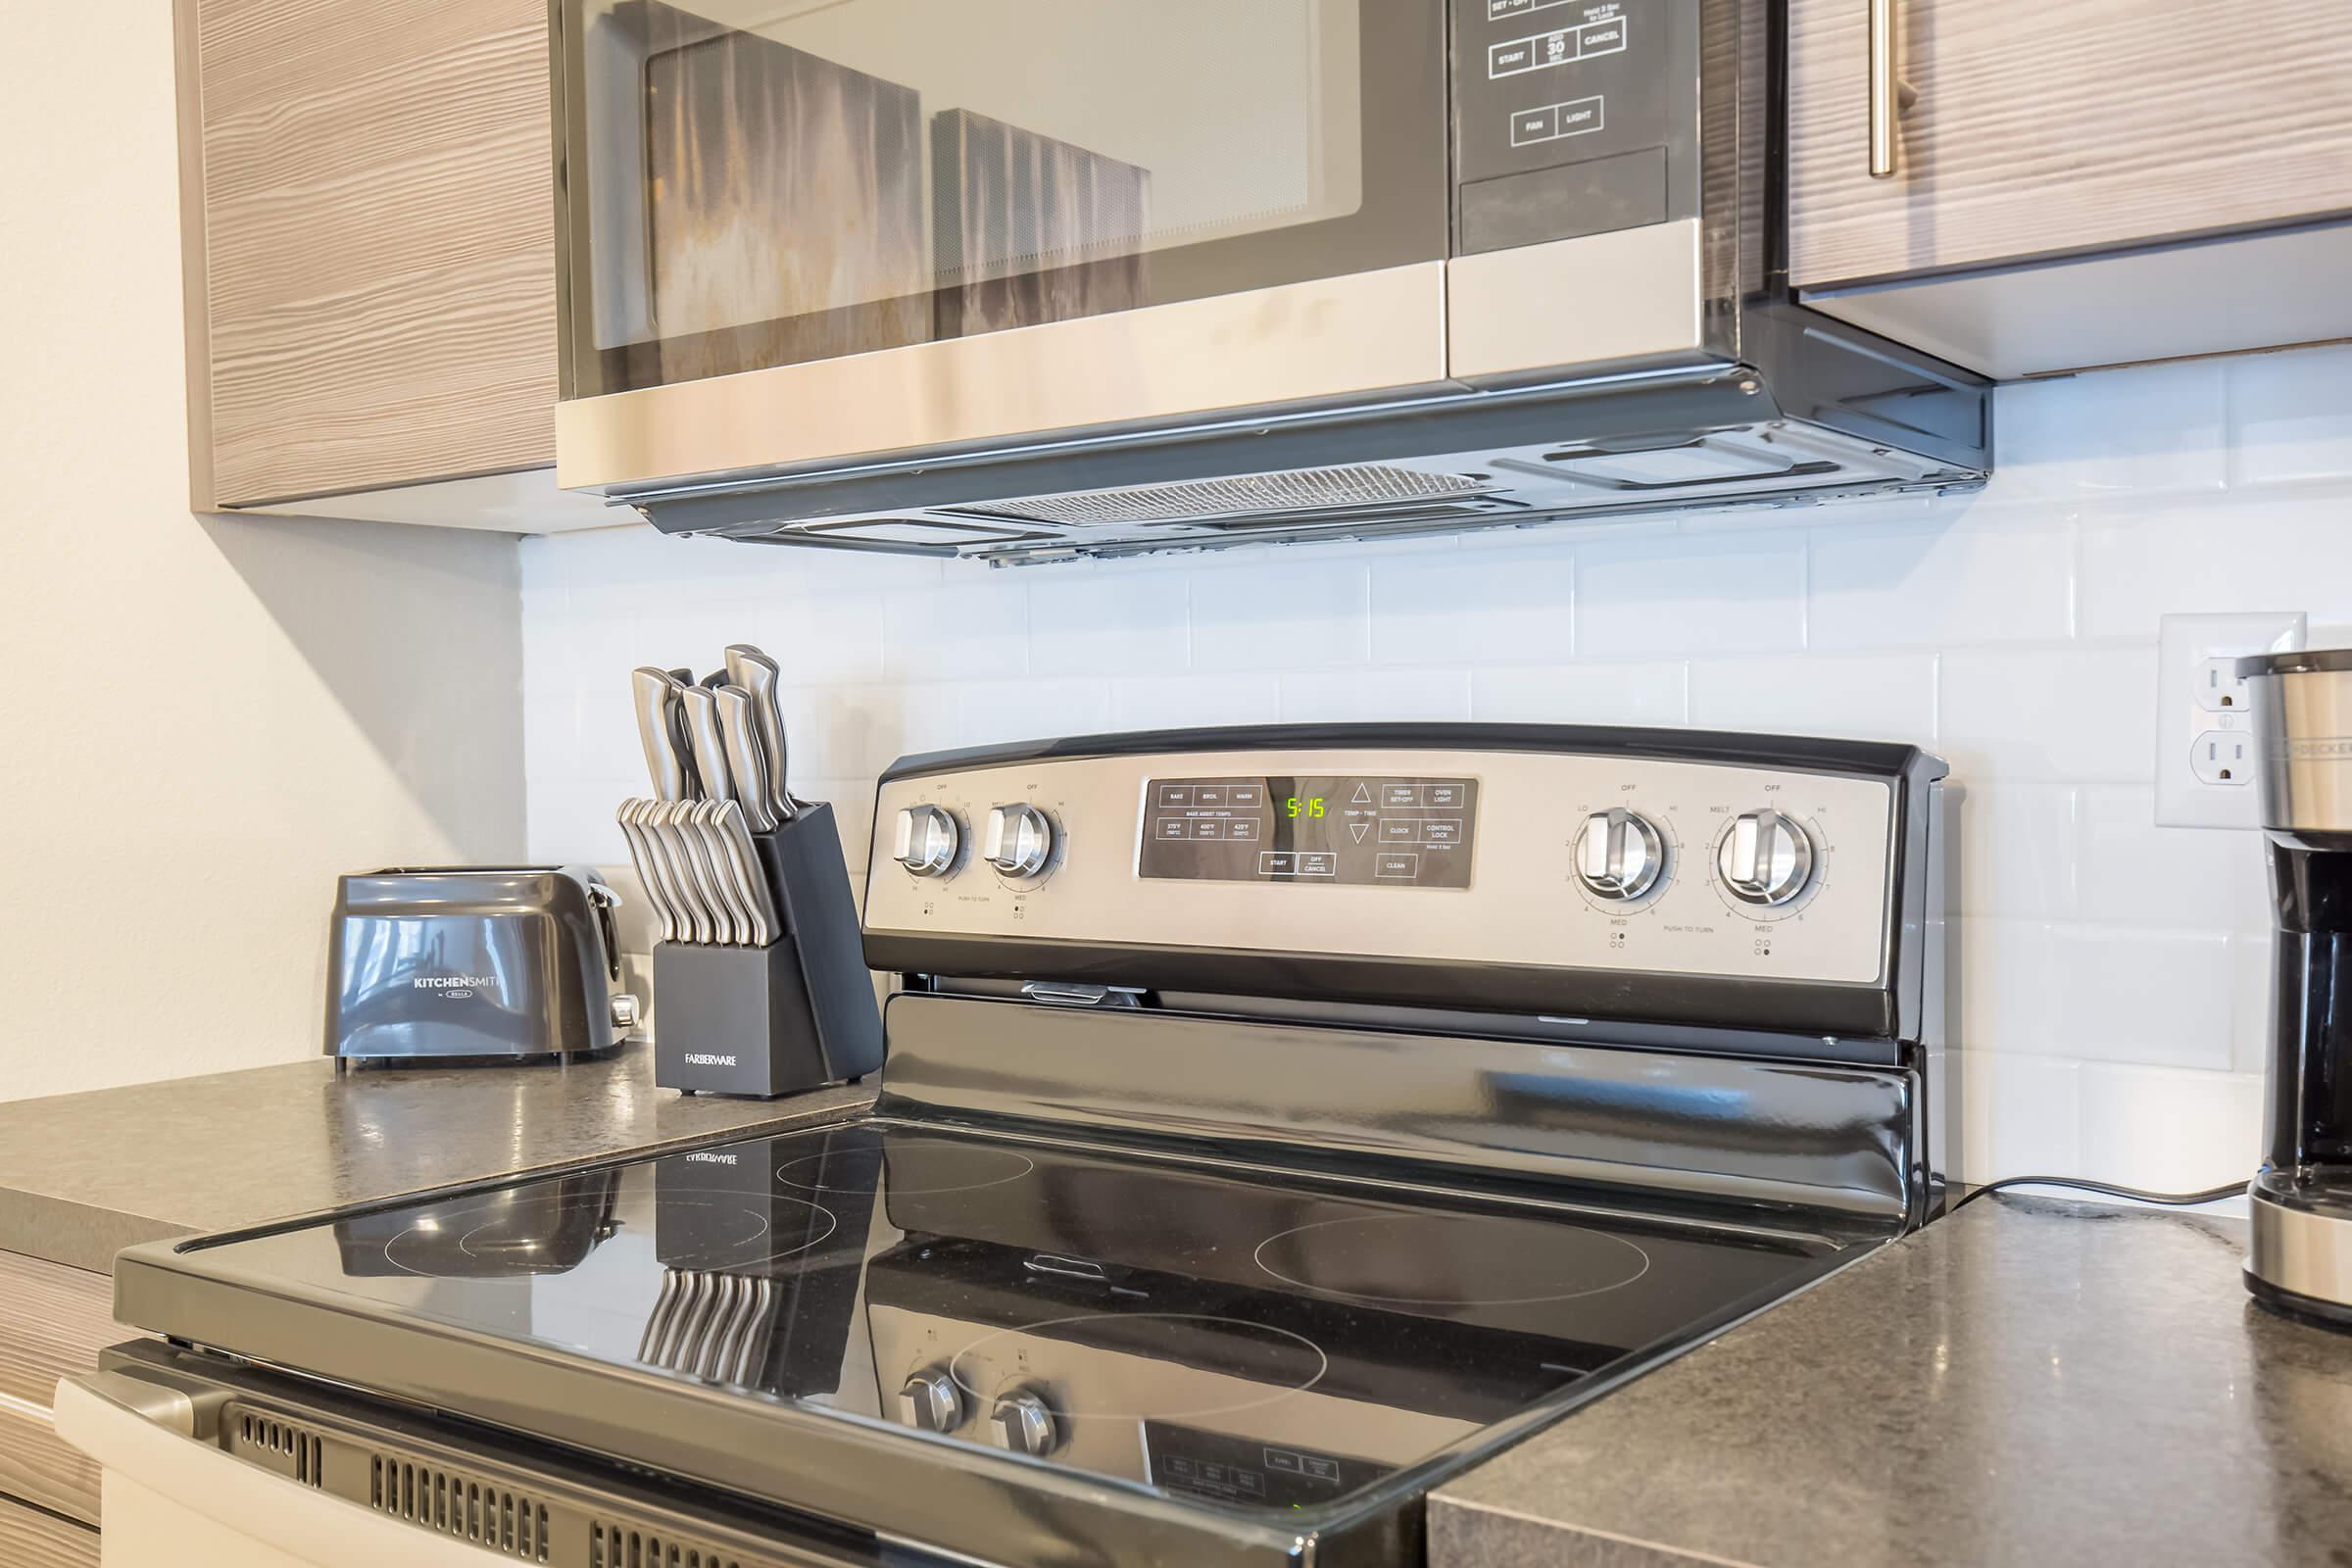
[190,0,555,506]
[1788,0,2352,288]
[0,1250,116,1527]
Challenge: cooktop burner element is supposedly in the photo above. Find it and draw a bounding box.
[121,723,1950,1568]
[1253,1212,1652,1307]
[775,1127,1036,1196]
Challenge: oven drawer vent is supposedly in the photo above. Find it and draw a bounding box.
[370,1452,551,1562]
[591,1522,755,1568]
[231,1408,323,1488]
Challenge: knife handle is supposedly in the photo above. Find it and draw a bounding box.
[715,687,780,832]
[631,667,693,801]
[724,644,791,820]
[680,685,734,803]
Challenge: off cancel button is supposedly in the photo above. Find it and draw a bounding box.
[1376,853,1420,880]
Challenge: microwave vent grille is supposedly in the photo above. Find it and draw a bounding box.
[965,464,1491,527]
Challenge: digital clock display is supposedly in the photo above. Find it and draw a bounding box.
[1138,775,1478,889]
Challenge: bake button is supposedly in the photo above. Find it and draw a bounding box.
[1192,818,1227,838]
[1229,784,1264,808]
[1156,817,1190,840]
[1509,105,1556,146]
[1297,853,1338,876]
[1376,853,1420,879]
[1258,852,1298,876]
[1157,785,1193,808]
[1228,818,1262,841]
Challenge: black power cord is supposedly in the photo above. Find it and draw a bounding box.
[1951,1175,2249,1211]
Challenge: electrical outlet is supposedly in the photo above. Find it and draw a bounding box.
[2155,612,2305,828]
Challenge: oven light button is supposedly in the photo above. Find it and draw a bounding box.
[990,1388,1061,1457]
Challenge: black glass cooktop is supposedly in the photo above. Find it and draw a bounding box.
[187,1118,1855,1515]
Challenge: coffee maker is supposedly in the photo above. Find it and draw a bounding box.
[2240,649,2352,1329]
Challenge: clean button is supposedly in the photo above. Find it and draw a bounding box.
[1376,853,1420,879]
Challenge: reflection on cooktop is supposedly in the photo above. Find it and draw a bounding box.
[239,1119,1850,1516]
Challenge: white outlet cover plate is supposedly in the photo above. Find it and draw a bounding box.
[2155,611,2306,828]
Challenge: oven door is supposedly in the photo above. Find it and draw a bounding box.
[552,0,1452,492]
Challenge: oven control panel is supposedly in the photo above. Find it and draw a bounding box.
[865,744,1908,986]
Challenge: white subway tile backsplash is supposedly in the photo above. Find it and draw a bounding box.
[2047,924,2236,1070]
[884,577,1030,681]
[1280,668,1471,722]
[1687,653,1936,743]
[1809,510,2075,649]
[2076,786,2271,931]
[1368,545,1572,665]
[2226,344,2352,488]
[1987,359,2226,501]
[1939,647,2156,784]
[517,341,2352,1198]
[1951,785,2078,920]
[1576,529,1805,658]
[2077,493,2352,639]
[1191,558,1370,670]
[1957,1052,2083,1180]
[1028,569,1191,675]
[2078,1064,2265,1191]
[1469,661,1689,725]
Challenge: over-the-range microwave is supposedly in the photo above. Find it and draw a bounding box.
[550,0,1990,564]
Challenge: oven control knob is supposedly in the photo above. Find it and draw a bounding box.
[989,1389,1060,1457]
[897,1369,962,1433]
[1573,808,1665,900]
[1717,809,1815,906]
[983,804,1055,878]
[892,805,960,877]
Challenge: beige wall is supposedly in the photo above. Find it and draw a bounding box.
[0,8,526,1101]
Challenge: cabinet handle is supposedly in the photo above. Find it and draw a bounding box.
[1868,0,1917,178]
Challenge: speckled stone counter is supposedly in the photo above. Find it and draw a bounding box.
[0,1046,873,1273]
[1431,1196,2352,1568]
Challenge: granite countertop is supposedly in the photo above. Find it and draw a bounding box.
[0,1046,873,1273]
[1430,1195,2352,1567]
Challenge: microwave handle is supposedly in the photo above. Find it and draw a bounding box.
[53,1370,498,1567]
[1868,0,1918,178]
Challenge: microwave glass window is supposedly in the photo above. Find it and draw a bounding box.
[560,0,1446,396]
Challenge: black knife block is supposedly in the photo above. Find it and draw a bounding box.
[653,802,883,1098]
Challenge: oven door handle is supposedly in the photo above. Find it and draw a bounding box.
[53,1371,505,1566]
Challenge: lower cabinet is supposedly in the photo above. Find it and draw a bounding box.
[0,1493,97,1568]
[0,1250,118,1558]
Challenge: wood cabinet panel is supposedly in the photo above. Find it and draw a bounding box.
[0,1251,118,1527]
[0,1494,97,1568]
[192,0,556,506]
[1788,0,2352,287]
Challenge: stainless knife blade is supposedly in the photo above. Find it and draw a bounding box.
[714,687,779,833]
[723,645,793,821]
[631,667,693,801]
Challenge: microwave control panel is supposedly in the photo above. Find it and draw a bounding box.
[1450,0,1704,255]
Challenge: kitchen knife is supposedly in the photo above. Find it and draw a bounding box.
[680,685,735,805]
[714,687,779,833]
[619,800,682,945]
[630,667,694,801]
[662,798,733,945]
[694,801,760,945]
[723,644,794,820]
[713,800,778,945]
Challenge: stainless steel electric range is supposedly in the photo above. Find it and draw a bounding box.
[77,725,1948,1568]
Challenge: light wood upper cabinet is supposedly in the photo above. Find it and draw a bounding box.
[181,0,557,510]
[1788,0,2352,288]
